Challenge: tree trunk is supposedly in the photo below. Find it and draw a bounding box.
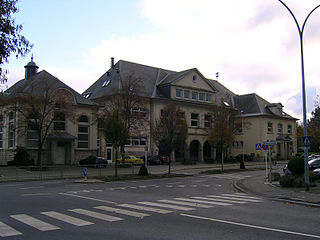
[115,146,118,177]
[221,148,224,172]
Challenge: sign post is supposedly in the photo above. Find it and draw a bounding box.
[264,141,278,182]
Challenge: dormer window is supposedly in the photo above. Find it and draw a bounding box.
[102,79,111,87]
[83,92,91,99]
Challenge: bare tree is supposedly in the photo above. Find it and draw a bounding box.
[152,103,188,174]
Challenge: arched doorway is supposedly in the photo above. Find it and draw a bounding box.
[203,141,212,163]
[190,140,200,162]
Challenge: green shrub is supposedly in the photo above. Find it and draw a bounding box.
[7,146,34,166]
[309,171,320,182]
[288,157,304,175]
[292,175,305,188]
[279,175,293,187]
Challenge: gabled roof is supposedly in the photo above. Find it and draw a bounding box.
[233,93,297,120]
[84,60,220,101]
[6,70,97,106]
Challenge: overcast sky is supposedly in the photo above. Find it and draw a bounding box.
[3,0,320,120]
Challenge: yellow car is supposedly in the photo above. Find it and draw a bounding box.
[117,155,144,165]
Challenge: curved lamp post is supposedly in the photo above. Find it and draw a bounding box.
[278,0,320,191]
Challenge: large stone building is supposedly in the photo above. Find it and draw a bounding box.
[0,58,297,165]
[83,59,298,163]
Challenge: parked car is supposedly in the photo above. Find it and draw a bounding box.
[308,154,320,160]
[117,155,144,165]
[79,156,108,168]
[308,158,320,170]
[313,168,320,176]
[146,155,170,165]
[283,164,291,175]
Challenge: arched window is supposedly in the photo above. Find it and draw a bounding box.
[78,115,89,148]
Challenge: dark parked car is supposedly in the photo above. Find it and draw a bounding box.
[313,168,320,176]
[79,156,108,168]
[147,155,170,165]
[308,158,320,170]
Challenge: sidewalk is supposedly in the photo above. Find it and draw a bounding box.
[233,172,320,207]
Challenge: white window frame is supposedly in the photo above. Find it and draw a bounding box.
[191,113,199,127]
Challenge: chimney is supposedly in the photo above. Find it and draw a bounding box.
[111,57,114,68]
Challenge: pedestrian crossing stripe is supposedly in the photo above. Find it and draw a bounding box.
[69,209,123,222]
[157,199,213,208]
[41,211,94,226]
[11,214,60,231]
[94,206,150,218]
[221,194,262,200]
[207,195,262,202]
[0,221,22,237]
[117,204,173,214]
[191,196,247,204]
[137,201,195,211]
[174,198,231,206]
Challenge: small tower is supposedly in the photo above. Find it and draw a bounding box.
[24,55,39,80]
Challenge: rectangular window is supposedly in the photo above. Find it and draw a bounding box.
[130,108,147,118]
[27,130,39,148]
[140,137,147,146]
[288,124,292,134]
[54,112,66,131]
[192,91,198,100]
[199,93,205,101]
[191,113,199,127]
[204,114,212,128]
[132,137,139,145]
[206,94,212,102]
[8,123,15,148]
[267,122,273,133]
[176,89,182,98]
[125,137,147,146]
[278,123,283,133]
[184,90,190,99]
[78,125,89,148]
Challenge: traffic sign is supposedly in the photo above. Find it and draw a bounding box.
[83,167,87,177]
[264,141,277,146]
[262,144,269,151]
[302,136,312,146]
[255,143,262,150]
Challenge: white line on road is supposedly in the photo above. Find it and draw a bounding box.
[11,214,60,231]
[0,221,22,237]
[175,198,231,206]
[221,194,262,200]
[20,186,44,190]
[41,211,94,226]
[181,213,320,239]
[94,206,150,218]
[207,195,262,202]
[21,193,51,197]
[158,200,213,208]
[194,196,247,204]
[117,204,173,214]
[59,193,117,204]
[69,209,123,222]
[138,202,195,211]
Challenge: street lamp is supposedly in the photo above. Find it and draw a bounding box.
[278,0,320,191]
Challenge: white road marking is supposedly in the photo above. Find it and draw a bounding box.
[59,193,117,204]
[181,213,320,239]
[11,214,60,231]
[194,196,247,204]
[69,209,123,222]
[41,211,94,226]
[94,206,150,218]
[158,200,213,208]
[175,198,231,206]
[20,186,44,190]
[138,202,195,211]
[21,193,51,197]
[207,195,262,202]
[0,221,22,237]
[221,194,262,200]
[117,204,173,214]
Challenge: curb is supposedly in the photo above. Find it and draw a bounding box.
[233,178,320,208]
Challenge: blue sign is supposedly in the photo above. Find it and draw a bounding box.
[83,167,87,177]
[262,144,269,151]
[255,143,262,150]
[302,136,312,146]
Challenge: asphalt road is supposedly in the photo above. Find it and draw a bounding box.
[0,171,319,240]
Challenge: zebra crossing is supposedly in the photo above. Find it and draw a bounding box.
[201,174,251,180]
[0,193,262,237]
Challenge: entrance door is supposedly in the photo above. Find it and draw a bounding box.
[55,141,65,164]
[106,147,112,163]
